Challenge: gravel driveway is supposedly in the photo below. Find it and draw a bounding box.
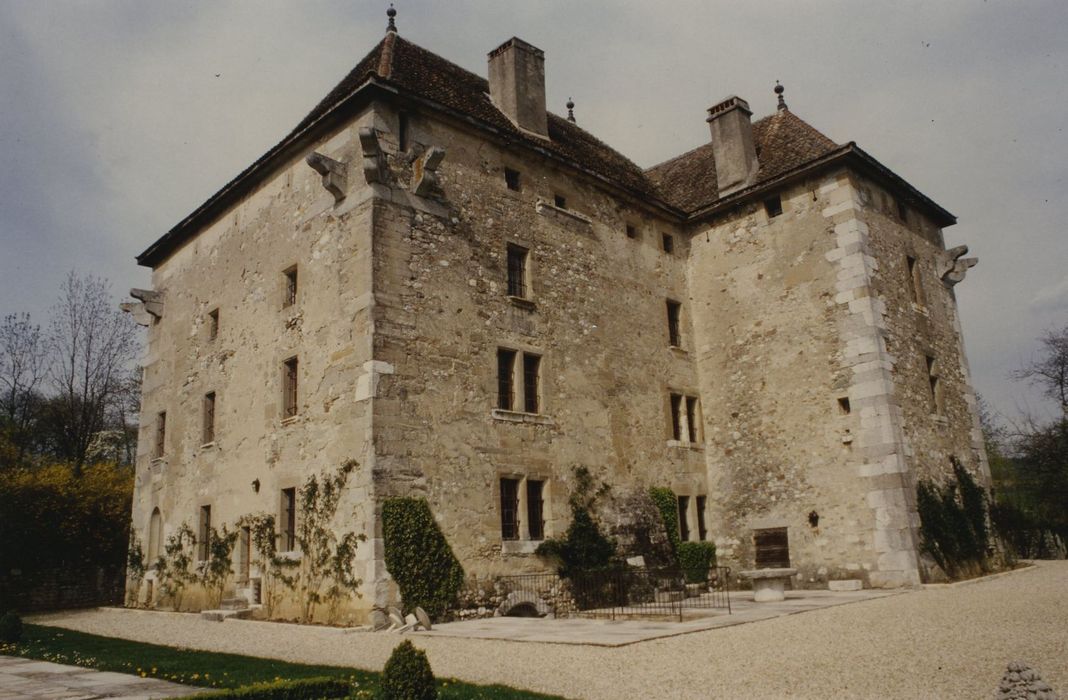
[30,561,1067,699]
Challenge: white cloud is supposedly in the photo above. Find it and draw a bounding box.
[1030,277,1068,313]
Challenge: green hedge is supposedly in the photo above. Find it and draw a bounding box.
[677,542,717,583]
[381,498,464,620]
[175,677,351,699]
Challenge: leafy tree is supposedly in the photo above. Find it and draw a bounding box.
[0,313,47,467]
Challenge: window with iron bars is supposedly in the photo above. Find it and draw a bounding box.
[280,487,296,552]
[283,266,298,308]
[527,479,545,541]
[507,244,529,298]
[669,394,683,440]
[197,505,212,561]
[666,299,682,347]
[283,357,299,418]
[500,477,520,540]
[686,396,700,443]
[677,495,691,542]
[497,349,516,410]
[523,354,541,413]
[696,495,708,541]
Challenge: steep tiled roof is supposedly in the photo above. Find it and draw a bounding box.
[292,34,657,198]
[139,32,938,267]
[646,109,840,212]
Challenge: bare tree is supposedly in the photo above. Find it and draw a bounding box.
[1013,325,1068,419]
[0,313,48,465]
[47,272,140,473]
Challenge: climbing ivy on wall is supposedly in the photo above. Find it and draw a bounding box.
[916,459,991,579]
[649,487,681,554]
[381,498,464,620]
[535,467,618,578]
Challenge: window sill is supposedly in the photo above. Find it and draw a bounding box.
[911,302,929,316]
[200,441,216,450]
[492,409,554,426]
[501,540,542,555]
[151,456,166,465]
[931,414,948,425]
[507,295,536,310]
[535,199,592,226]
[281,415,301,426]
[666,439,704,451]
[278,550,302,562]
[669,345,688,356]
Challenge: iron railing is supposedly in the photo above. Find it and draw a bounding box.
[494,566,731,622]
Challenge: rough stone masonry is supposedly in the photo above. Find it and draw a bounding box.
[123,20,988,622]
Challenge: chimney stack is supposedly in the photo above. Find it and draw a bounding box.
[707,96,759,196]
[488,38,548,138]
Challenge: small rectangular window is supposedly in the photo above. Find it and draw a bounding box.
[625,224,637,239]
[754,527,791,568]
[208,308,219,340]
[398,111,409,152]
[283,266,298,308]
[553,194,567,209]
[764,195,783,218]
[696,495,708,541]
[283,357,299,418]
[505,168,521,191]
[280,487,296,552]
[203,392,216,444]
[500,478,520,540]
[669,393,683,441]
[686,396,700,443]
[155,411,166,457]
[666,300,682,347]
[662,233,674,254]
[838,396,851,415]
[926,355,942,414]
[198,505,212,561]
[677,495,691,542]
[497,349,516,410]
[527,479,545,541]
[238,526,251,579]
[506,244,529,298]
[906,256,925,307]
[523,354,541,414]
[897,198,909,222]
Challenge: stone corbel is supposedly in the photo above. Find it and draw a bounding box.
[411,146,445,198]
[305,152,348,203]
[938,245,978,287]
[121,288,163,326]
[358,127,390,184]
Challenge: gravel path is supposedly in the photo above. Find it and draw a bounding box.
[30,561,1067,699]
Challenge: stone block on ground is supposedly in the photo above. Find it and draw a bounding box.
[828,579,863,592]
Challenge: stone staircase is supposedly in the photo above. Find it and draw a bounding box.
[200,597,253,622]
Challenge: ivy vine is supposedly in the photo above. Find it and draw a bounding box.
[381,497,464,620]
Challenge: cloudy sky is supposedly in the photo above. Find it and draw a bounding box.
[1,0,1065,424]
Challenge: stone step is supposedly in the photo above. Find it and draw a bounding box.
[201,608,252,622]
[219,598,249,610]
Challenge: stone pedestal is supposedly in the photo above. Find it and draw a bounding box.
[739,568,797,602]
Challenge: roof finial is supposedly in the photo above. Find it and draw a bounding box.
[566,97,576,123]
[775,80,787,111]
[386,4,397,33]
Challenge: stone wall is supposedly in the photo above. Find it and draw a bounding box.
[130,106,383,622]
[369,103,707,585]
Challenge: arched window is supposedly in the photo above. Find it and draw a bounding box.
[148,508,162,561]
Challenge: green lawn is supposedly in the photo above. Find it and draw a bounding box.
[1,624,566,699]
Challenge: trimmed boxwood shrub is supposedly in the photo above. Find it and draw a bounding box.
[378,640,436,700]
[381,498,464,620]
[677,541,717,583]
[0,611,23,643]
[178,677,352,699]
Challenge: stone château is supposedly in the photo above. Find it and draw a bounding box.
[125,15,987,621]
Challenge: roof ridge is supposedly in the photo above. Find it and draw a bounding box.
[377,31,397,78]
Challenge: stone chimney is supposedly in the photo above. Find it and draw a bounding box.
[488,38,548,138]
[707,96,759,196]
